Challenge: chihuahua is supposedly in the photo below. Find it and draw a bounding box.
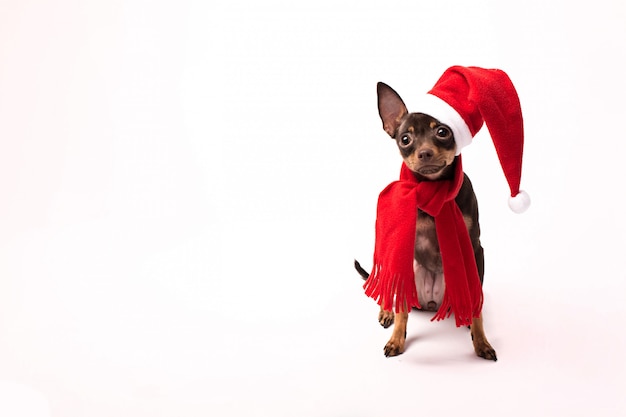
[355,82,496,361]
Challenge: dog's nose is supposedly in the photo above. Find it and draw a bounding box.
[418,149,434,161]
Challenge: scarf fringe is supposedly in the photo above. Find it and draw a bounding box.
[430,202,484,327]
[364,264,483,325]
[431,291,483,327]
[363,264,420,313]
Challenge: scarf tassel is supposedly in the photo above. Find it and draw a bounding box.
[430,203,484,327]
[363,265,421,313]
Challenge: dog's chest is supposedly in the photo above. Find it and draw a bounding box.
[413,211,445,309]
[414,211,442,273]
[414,209,474,273]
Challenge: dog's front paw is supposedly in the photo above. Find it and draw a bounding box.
[378,310,394,328]
[473,339,497,361]
[384,337,405,357]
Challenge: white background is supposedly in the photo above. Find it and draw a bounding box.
[1,0,625,416]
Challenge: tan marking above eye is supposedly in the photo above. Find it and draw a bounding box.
[429,121,437,129]
[408,126,415,133]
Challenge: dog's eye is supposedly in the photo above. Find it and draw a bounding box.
[436,126,451,140]
[399,135,412,147]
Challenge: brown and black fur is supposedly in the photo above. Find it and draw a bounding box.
[355,82,496,360]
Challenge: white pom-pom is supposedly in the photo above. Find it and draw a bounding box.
[508,190,530,213]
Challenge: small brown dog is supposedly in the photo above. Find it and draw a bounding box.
[355,82,496,361]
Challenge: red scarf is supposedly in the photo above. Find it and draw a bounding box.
[363,156,483,327]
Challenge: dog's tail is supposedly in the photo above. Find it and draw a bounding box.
[354,259,370,281]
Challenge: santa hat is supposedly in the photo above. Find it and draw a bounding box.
[415,66,530,213]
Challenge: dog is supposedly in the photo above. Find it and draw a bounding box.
[355,82,496,361]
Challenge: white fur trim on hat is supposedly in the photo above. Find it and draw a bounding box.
[414,94,473,155]
[508,190,530,213]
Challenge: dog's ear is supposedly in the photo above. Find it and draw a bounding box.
[377,82,408,137]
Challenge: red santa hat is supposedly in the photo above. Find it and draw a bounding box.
[414,66,530,213]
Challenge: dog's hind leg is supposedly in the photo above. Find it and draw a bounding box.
[354,261,394,328]
[378,307,394,328]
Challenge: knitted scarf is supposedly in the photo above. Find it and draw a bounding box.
[363,156,483,327]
